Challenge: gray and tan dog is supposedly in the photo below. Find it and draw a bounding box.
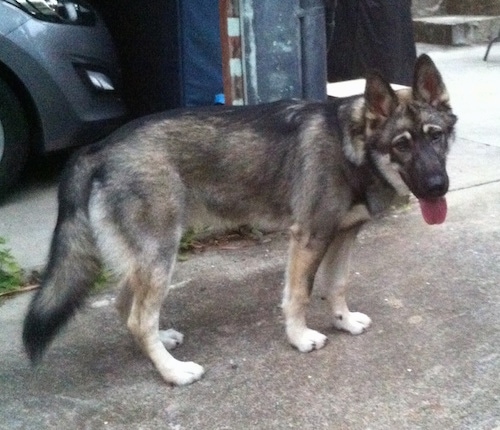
[23,54,456,385]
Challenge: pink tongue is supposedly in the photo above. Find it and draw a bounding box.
[418,197,447,225]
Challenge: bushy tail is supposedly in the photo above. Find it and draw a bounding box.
[23,157,101,364]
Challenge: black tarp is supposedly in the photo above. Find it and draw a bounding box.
[326,0,417,85]
[91,0,181,116]
[90,0,222,116]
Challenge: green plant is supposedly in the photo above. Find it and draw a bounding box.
[178,227,212,260]
[0,237,23,294]
[91,268,113,293]
[179,228,200,253]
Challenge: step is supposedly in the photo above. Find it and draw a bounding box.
[326,79,408,98]
[413,15,500,45]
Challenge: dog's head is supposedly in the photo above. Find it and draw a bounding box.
[361,54,457,224]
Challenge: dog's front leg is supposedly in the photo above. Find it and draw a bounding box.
[282,225,329,352]
[316,225,372,334]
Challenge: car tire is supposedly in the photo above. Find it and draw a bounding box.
[0,79,29,198]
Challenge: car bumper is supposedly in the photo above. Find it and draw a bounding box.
[3,10,127,151]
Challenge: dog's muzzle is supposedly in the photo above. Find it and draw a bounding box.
[403,163,449,224]
[421,172,449,199]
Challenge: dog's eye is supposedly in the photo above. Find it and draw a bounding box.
[393,136,411,152]
[429,129,444,142]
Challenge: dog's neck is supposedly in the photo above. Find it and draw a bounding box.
[343,158,398,216]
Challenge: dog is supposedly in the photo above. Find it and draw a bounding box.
[23,54,456,385]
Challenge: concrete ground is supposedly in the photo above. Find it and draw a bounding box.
[0,44,499,429]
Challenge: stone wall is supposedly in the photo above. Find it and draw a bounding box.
[446,0,500,15]
[412,0,500,17]
[412,0,447,17]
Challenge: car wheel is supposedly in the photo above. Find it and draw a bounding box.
[0,79,29,198]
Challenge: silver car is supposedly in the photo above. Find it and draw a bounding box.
[0,0,126,196]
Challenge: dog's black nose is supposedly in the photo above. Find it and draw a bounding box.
[425,174,448,197]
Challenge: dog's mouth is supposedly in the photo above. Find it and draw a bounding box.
[418,197,447,225]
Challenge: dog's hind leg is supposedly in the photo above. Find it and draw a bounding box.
[282,225,329,352]
[116,278,184,351]
[116,273,184,352]
[123,254,204,386]
[87,166,203,385]
[99,215,203,384]
[316,226,372,335]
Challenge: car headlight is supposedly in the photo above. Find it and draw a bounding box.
[8,0,97,26]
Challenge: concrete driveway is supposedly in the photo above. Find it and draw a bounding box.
[0,44,499,429]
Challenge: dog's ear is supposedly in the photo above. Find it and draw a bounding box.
[364,71,398,125]
[413,54,451,109]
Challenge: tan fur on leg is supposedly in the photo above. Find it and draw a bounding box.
[282,226,329,352]
[316,227,372,335]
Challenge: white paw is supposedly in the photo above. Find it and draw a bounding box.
[168,361,205,386]
[288,327,328,353]
[159,329,184,350]
[333,311,372,335]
